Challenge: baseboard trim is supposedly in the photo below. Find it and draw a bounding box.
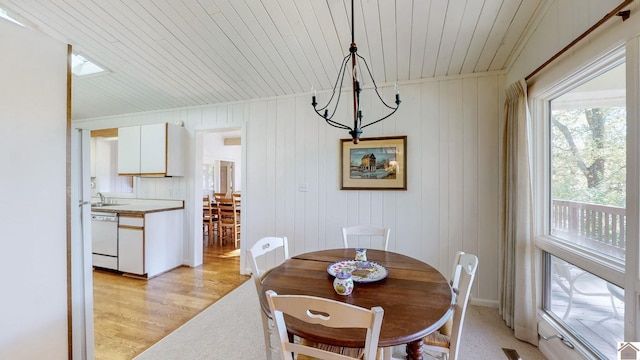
[471,298,499,308]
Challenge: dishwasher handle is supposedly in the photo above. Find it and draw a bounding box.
[91,214,118,222]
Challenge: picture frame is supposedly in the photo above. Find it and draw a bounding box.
[340,136,407,190]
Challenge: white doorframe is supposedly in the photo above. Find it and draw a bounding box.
[191,127,247,272]
[71,128,94,359]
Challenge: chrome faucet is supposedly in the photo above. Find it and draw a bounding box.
[98,192,105,204]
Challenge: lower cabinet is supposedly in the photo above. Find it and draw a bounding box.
[118,209,183,278]
[118,215,145,275]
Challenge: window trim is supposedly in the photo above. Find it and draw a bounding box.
[529,48,626,287]
[529,47,630,357]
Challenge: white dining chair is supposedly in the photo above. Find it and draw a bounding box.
[422,253,478,360]
[381,250,466,360]
[248,237,290,360]
[266,289,384,360]
[342,224,391,251]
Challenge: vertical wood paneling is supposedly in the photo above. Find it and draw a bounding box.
[282,97,298,255]
[275,97,291,242]
[394,83,422,255]
[420,81,441,265]
[301,95,320,250]
[477,75,500,301]
[247,100,268,240]
[462,77,479,286]
[447,79,464,270]
[438,80,450,272]
[265,99,278,236]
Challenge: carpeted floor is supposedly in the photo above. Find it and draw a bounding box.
[135,280,546,360]
[134,280,264,360]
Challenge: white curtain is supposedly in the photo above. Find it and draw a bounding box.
[499,80,538,345]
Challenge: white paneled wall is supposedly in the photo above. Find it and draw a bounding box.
[1,20,69,359]
[75,73,504,304]
[507,0,627,84]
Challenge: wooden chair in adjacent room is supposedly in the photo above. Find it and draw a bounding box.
[248,236,290,360]
[342,224,391,251]
[421,253,478,360]
[213,192,226,203]
[232,192,241,238]
[202,195,216,246]
[217,197,240,248]
[266,289,384,360]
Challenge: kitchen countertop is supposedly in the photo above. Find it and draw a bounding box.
[91,199,184,215]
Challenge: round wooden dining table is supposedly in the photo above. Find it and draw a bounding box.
[259,248,454,360]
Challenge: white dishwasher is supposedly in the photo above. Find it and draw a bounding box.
[91,212,119,270]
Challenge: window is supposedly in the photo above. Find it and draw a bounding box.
[93,136,133,194]
[544,253,624,359]
[71,53,107,77]
[550,62,626,261]
[0,8,23,26]
[538,57,626,360]
[203,163,216,197]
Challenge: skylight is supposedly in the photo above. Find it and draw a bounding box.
[71,53,106,77]
[0,8,23,26]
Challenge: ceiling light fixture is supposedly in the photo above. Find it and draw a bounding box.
[312,0,401,144]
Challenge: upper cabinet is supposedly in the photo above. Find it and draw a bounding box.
[118,123,186,177]
[117,126,142,175]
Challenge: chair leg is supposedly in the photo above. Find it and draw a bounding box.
[208,222,213,246]
[261,311,276,360]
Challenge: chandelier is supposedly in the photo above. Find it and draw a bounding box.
[311,0,401,144]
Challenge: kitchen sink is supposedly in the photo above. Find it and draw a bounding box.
[91,203,126,207]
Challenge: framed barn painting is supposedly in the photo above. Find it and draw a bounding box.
[340,136,407,190]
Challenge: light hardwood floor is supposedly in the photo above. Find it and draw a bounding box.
[93,240,248,360]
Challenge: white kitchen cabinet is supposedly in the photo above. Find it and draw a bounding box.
[117,122,185,176]
[118,215,144,275]
[118,210,183,278]
[117,125,142,175]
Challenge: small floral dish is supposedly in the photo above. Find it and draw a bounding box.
[327,260,388,283]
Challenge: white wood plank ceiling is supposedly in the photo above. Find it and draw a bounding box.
[0,0,546,120]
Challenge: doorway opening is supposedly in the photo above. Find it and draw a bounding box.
[200,128,242,262]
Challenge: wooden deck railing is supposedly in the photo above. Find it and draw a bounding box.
[551,200,626,259]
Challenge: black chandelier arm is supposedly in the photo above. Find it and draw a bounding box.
[315,110,352,130]
[360,105,400,130]
[313,54,352,122]
[326,119,353,130]
[355,53,400,111]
